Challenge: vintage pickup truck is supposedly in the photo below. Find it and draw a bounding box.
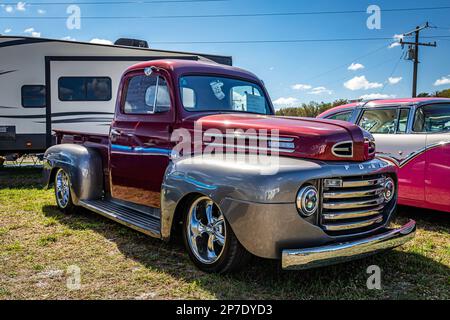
[43,60,416,273]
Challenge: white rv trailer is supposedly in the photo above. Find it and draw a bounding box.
[0,36,232,156]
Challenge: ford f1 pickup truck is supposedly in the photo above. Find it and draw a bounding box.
[43,59,416,273]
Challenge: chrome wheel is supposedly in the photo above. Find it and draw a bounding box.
[55,169,70,209]
[186,197,226,264]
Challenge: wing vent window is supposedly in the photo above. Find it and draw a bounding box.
[332,141,353,158]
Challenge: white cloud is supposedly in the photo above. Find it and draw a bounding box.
[90,38,113,45]
[388,42,401,49]
[344,75,383,90]
[273,97,299,108]
[359,93,396,100]
[24,27,41,37]
[389,34,403,49]
[61,36,76,41]
[348,63,365,71]
[388,76,402,85]
[5,5,14,13]
[308,86,333,95]
[291,83,312,90]
[434,75,450,86]
[4,28,12,33]
[37,9,46,14]
[16,2,26,11]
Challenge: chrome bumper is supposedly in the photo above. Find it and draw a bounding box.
[282,220,416,270]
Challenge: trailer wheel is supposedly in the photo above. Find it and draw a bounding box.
[182,195,251,273]
[54,168,77,214]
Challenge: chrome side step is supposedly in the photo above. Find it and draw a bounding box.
[79,199,161,238]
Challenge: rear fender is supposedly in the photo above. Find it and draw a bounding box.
[43,144,103,204]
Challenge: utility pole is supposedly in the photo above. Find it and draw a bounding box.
[400,22,437,97]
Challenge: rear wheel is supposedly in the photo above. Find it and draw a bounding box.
[182,196,251,273]
[54,168,77,214]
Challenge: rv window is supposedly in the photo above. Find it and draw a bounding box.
[21,85,46,108]
[58,77,111,101]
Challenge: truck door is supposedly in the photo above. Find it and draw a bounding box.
[415,103,450,211]
[109,70,174,208]
[357,107,426,204]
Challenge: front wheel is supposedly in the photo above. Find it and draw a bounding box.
[182,196,251,273]
[54,168,77,214]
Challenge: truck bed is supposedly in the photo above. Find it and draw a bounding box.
[54,129,110,173]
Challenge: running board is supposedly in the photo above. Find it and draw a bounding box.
[79,199,161,238]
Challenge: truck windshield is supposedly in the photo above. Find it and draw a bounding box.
[179,76,272,115]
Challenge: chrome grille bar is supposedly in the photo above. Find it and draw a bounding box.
[322,196,384,210]
[322,215,384,231]
[322,205,384,220]
[341,177,385,188]
[323,186,384,199]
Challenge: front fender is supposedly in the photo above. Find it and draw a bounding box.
[43,144,103,204]
[161,155,397,258]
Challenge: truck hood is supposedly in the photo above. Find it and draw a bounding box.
[194,113,373,162]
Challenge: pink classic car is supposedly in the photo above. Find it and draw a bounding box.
[318,98,450,213]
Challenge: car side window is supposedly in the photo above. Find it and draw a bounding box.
[397,108,410,133]
[413,104,450,133]
[358,108,397,134]
[124,74,171,114]
[327,111,353,122]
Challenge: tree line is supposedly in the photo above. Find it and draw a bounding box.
[275,88,450,117]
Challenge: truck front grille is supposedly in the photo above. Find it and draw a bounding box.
[320,174,388,236]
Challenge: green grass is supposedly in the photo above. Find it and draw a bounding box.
[0,167,449,300]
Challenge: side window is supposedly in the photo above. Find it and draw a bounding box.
[59,77,111,101]
[413,104,450,133]
[21,85,46,108]
[231,85,263,112]
[124,75,171,114]
[358,108,397,134]
[327,111,353,122]
[397,108,410,133]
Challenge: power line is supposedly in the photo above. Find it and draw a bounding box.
[0,4,450,14]
[141,36,450,44]
[0,0,226,5]
[380,53,404,93]
[304,43,391,82]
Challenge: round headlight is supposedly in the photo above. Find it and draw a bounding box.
[296,185,319,217]
[383,177,395,202]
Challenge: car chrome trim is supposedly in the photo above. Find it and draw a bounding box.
[323,186,384,199]
[203,131,295,142]
[378,140,450,168]
[331,140,353,158]
[204,142,295,153]
[341,177,386,188]
[322,205,384,220]
[322,214,383,231]
[322,196,384,210]
[282,220,416,270]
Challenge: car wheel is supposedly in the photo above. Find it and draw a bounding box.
[54,168,77,214]
[182,195,251,273]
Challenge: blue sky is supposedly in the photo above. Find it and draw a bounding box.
[1,0,450,108]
